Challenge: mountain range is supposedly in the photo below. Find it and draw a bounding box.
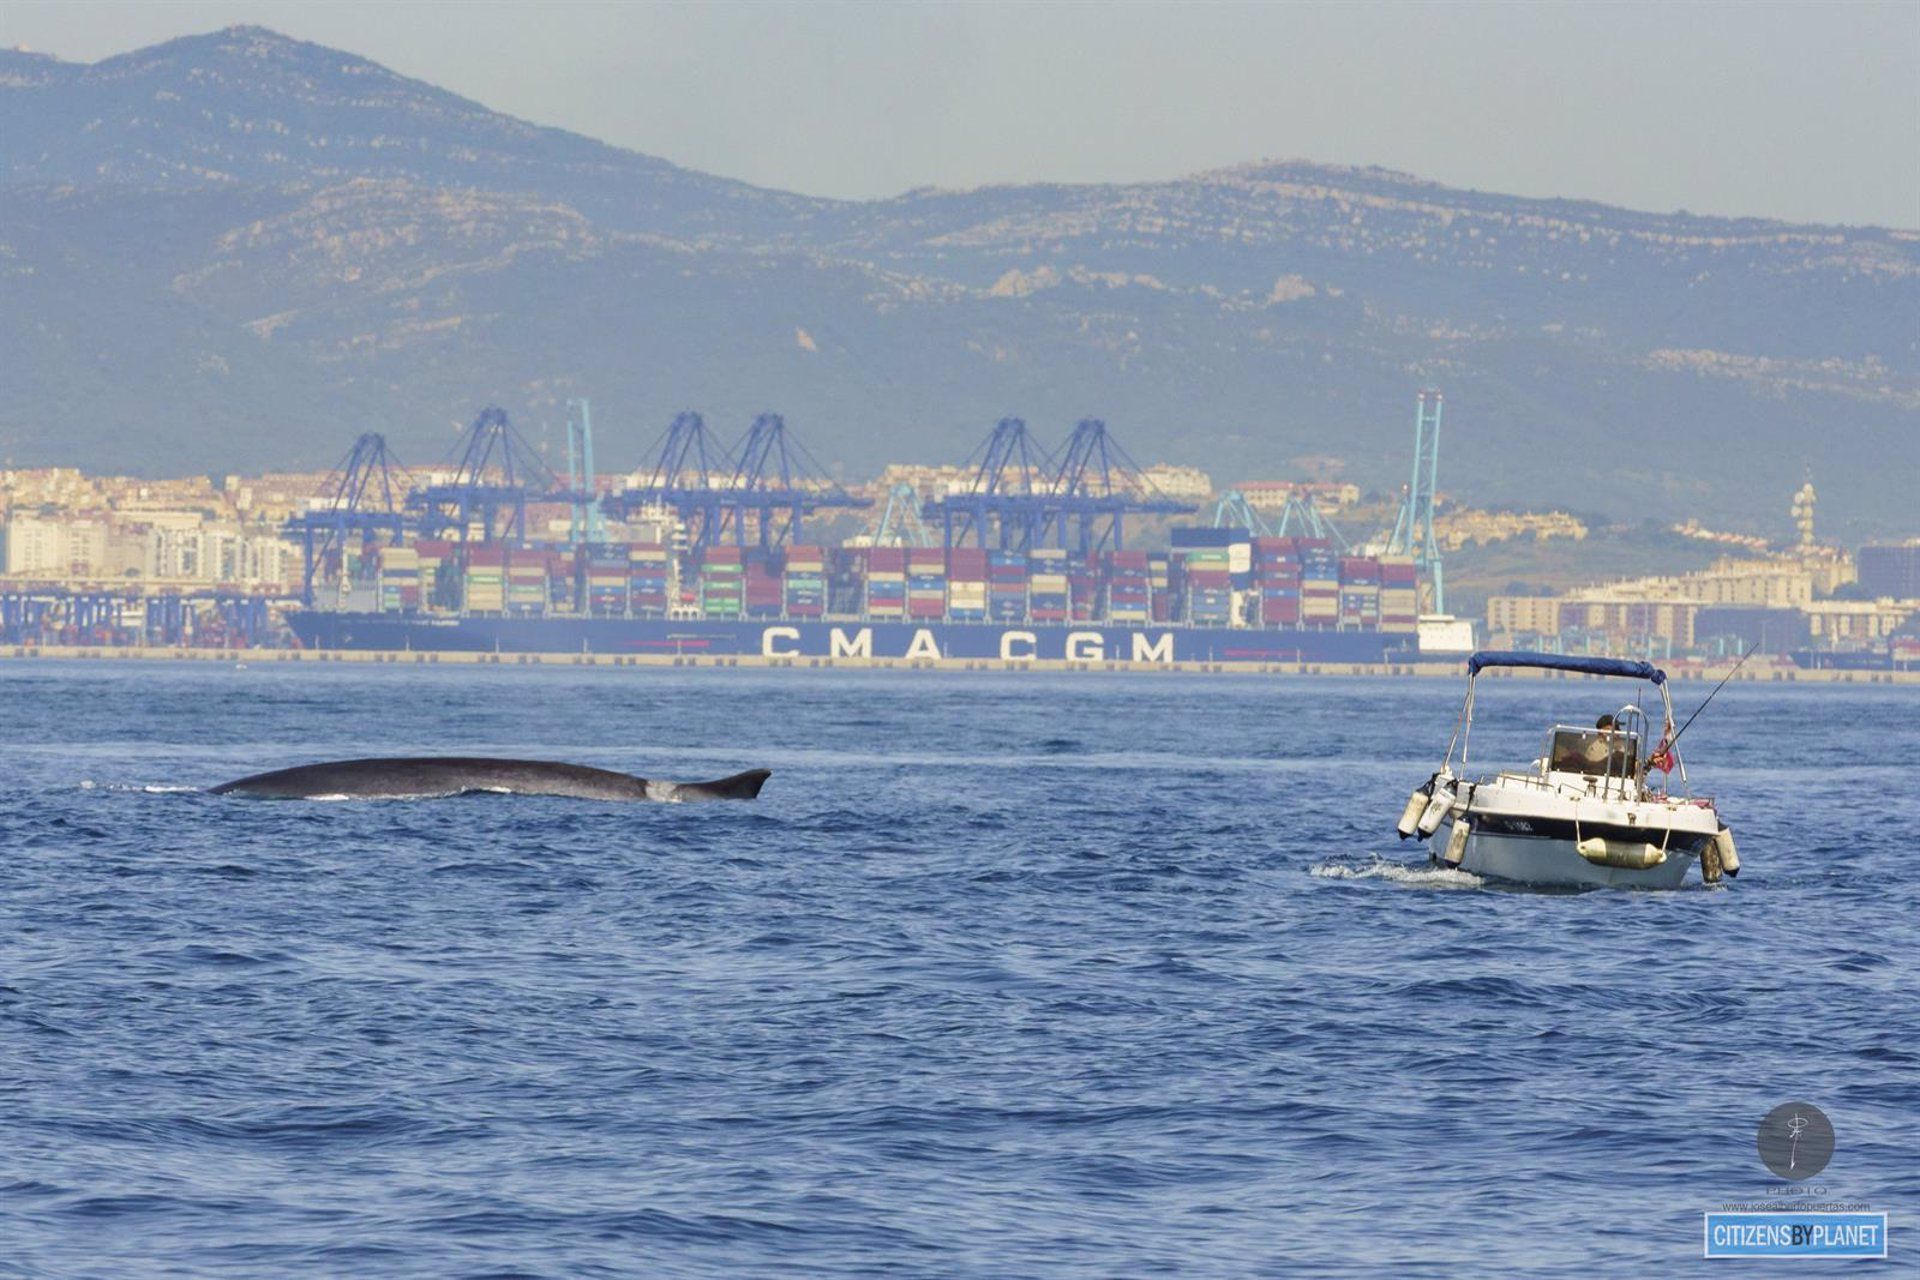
[3,25,1915,533]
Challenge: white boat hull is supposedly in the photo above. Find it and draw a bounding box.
[1429,819,1697,890]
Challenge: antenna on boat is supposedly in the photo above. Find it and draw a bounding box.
[1663,645,1754,755]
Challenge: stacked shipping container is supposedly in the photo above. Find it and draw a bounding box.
[1379,555,1418,633]
[1252,537,1301,626]
[744,555,783,618]
[1339,556,1381,628]
[415,540,453,609]
[1029,549,1068,623]
[377,545,421,612]
[907,548,946,620]
[947,548,987,622]
[358,527,1428,635]
[507,553,546,614]
[1301,541,1339,625]
[988,551,1028,621]
[865,548,906,619]
[1148,553,1173,622]
[629,544,670,615]
[699,547,744,618]
[1106,550,1151,623]
[784,545,826,619]
[464,545,507,613]
[584,551,627,615]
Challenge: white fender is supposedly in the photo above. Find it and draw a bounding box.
[1576,837,1667,870]
[1416,784,1455,839]
[1712,827,1740,878]
[1441,818,1471,867]
[1396,788,1429,840]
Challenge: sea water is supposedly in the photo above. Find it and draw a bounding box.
[2,662,1914,1276]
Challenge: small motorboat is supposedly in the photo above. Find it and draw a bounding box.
[1396,651,1740,889]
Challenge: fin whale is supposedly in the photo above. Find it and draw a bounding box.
[210,757,770,803]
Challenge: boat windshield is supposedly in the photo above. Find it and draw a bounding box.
[1548,727,1638,778]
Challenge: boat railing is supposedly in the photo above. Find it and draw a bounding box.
[1485,766,1631,803]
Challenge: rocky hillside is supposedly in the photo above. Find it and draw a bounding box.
[3,26,1914,533]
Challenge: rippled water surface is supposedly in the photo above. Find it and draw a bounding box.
[3,661,1914,1276]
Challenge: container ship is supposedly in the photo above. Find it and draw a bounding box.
[287,532,1463,664]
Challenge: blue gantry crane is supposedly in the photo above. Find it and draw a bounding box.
[601,411,736,550]
[721,414,871,548]
[923,417,1048,550]
[282,432,412,605]
[1041,418,1197,553]
[926,417,1194,552]
[410,407,564,543]
[606,412,869,551]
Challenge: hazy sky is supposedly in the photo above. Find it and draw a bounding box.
[5,0,1915,226]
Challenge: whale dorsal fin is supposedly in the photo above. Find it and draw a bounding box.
[676,768,772,801]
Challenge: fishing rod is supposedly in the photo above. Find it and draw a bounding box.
[1663,644,1754,755]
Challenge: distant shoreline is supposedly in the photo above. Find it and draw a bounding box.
[4,644,1914,685]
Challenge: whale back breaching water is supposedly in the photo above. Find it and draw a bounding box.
[210,758,771,802]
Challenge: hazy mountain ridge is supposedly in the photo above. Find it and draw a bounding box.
[2,26,1914,533]
[0,27,820,238]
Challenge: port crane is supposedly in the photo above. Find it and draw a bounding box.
[605,412,869,551]
[926,417,1195,552]
[564,398,605,547]
[721,413,871,549]
[410,407,566,543]
[1271,491,1352,549]
[1040,419,1195,553]
[1384,389,1445,612]
[283,431,412,605]
[923,417,1048,550]
[601,411,731,548]
[867,483,938,548]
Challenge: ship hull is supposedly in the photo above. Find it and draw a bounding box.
[287,612,1415,665]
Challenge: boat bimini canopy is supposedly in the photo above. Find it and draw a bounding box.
[1465,651,1666,684]
[1445,650,1680,782]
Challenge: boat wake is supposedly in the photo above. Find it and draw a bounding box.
[1310,855,1484,890]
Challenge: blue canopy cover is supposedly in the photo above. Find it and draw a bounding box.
[1466,650,1666,685]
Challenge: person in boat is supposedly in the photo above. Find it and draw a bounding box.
[1581,713,1640,776]
[1577,714,1614,768]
